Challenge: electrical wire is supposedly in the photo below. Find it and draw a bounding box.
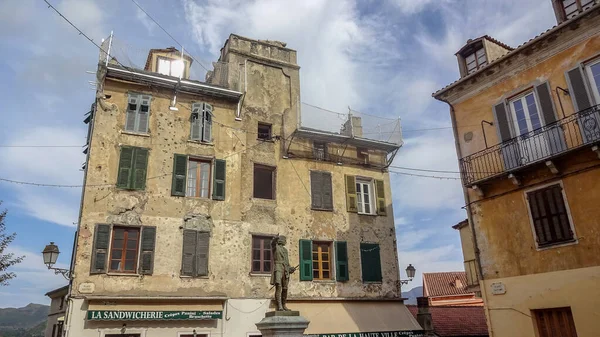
[130,0,211,72]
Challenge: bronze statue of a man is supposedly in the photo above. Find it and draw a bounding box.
[270,235,296,311]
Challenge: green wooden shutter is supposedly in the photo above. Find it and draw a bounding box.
[181,230,197,276]
[203,103,213,142]
[125,94,139,132]
[172,154,188,196]
[196,231,210,277]
[322,172,333,211]
[212,159,226,200]
[360,243,382,282]
[310,171,323,209]
[345,175,358,212]
[335,241,349,281]
[132,148,148,190]
[139,226,156,275]
[299,239,313,281]
[90,224,110,274]
[117,147,134,188]
[375,179,386,216]
[190,103,202,141]
[137,95,151,133]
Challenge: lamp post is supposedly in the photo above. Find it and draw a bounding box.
[400,264,416,285]
[42,242,72,280]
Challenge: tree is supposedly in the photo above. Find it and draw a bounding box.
[0,201,24,286]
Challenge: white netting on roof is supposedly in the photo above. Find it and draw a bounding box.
[297,101,403,146]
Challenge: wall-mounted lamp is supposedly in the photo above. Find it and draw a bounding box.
[400,264,416,285]
[41,242,72,280]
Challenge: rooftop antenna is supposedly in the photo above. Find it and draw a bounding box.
[169,46,184,111]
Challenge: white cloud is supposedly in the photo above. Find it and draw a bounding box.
[0,126,85,227]
[0,246,68,307]
[392,0,452,14]
[136,7,155,34]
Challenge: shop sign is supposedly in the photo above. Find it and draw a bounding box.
[305,331,425,337]
[87,310,222,321]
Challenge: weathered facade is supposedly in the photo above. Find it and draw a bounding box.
[434,2,600,337]
[45,285,68,337]
[64,34,421,337]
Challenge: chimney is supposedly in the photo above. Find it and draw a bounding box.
[341,115,363,138]
[416,297,434,336]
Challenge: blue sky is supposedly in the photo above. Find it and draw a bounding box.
[0,0,557,307]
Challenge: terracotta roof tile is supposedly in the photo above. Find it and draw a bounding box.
[423,272,472,297]
[407,305,489,337]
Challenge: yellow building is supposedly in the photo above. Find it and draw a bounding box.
[63,34,422,337]
[434,2,600,337]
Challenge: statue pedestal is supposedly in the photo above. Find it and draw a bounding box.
[256,311,310,337]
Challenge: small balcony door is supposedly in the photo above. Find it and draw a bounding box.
[509,92,552,165]
[581,58,600,143]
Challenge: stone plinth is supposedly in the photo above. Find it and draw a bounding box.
[256,311,310,337]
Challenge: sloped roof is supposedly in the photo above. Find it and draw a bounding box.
[433,3,600,97]
[455,35,513,55]
[407,305,489,337]
[423,272,472,297]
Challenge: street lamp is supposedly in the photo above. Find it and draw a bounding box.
[42,242,72,280]
[400,264,416,285]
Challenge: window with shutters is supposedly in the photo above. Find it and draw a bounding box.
[561,0,595,19]
[584,58,600,104]
[116,146,148,190]
[313,142,328,161]
[312,242,332,280]
[190,102,213,143]
[181,230,210,277]
[109,227,140,273]
[253,164,276,200]
[310,171,333,211]
[465,48,488,75]
[172,155,226,200]
[509,91,543,137]
[125,93,151,134]
[251,235,274,274]
[526,183,576,249]
[157,56,185,78]
[186,158,211,198]
[360,243,382,282]
[533,307,578,337]
[257,123,272,140]
[356,179,375,215]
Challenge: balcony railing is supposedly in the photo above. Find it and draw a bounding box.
[460,105,600,185]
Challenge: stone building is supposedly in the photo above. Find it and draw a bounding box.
[434,1,600,337]
[45,285,68,337]
[63,34,421,337]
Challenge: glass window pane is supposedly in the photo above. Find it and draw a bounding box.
[322,262,329,270]
[112,239,123,249]
[113,229,124,239]
[365,204,371,214]
[140,105,149,113]
[253,250,261,260]
[264,249,271,260]
[199,162,210,198]
[589,62,600,97]
[512,99,529,136]
[126,239,137,249]
[252,238,260,249]
[171,60,184,77]
[323,271,330,279]
[157,59,171,76]
[355,183,361,193]
[124,260,135,271]
[111,250,122,259]
[264,261,272,272]
[125,250,136,260]
[110,261,120,271]
[252,261,261,271]
[313,270,319,278]
[128,103,137,111]
[187,160,197,197]
[525,94,542,130]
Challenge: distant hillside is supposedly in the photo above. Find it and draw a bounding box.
[402,286,423,305]
[0,303,48,337]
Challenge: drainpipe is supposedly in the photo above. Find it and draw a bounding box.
[439,98,492,337]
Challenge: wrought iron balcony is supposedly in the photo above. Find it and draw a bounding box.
[460,105,600,186]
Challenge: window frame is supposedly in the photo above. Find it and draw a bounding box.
[251,235,274,274]
[524,181,578,250]
[257,122,272,141]
[465,47,488,75]
[312,241,333,281]
[310,170,334,211]
[584,57,600,105]
[185,157,212,198]
[156,56,185,78]
[313,141,328,161]
[108,226,141,274]
[532,307,578,337]
[190,102,213,143]
[253,164,276,200]
[356,178,375,215]
[508,90,543,137]
[124,93,151,134]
